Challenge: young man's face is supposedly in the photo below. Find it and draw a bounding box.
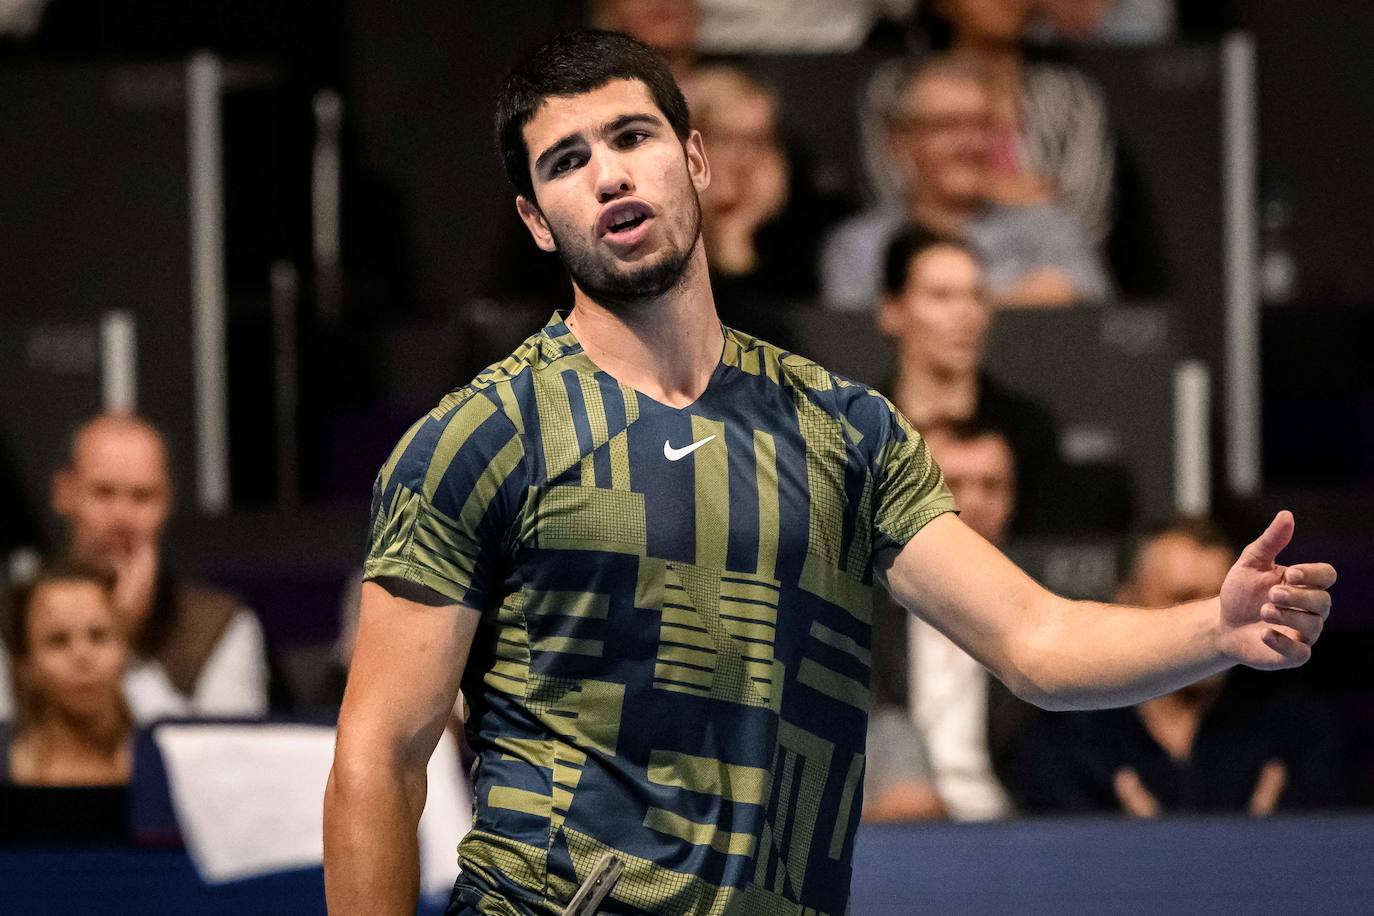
[516,79,710,306]
[924,430,1015,547]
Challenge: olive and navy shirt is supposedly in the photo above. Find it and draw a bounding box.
[364,312,955,915]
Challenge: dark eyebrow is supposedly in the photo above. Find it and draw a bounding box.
[532,112,666,175]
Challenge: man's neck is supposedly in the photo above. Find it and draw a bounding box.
[1136,677,1225,762]
[908,195,981,239]
[565,246,723,409]
[952,35,1023,89]
[892,360,978,431]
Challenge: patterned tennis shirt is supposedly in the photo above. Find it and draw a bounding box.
[364,312,955,915]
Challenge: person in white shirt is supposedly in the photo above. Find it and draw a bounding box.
[869,418,1023,820]
[0,413,268,724]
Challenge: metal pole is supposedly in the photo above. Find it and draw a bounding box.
[100,310,137,412]
[271,260,301,509]
[312,88,343,325]
[1222,32,1261,498]
[1174,360,1211,517]
[188,50,230,514]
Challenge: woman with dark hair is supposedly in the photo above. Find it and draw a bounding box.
[2,562,132,786]
[877,225,1064,534]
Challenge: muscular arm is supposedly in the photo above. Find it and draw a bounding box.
[324,579,481,915]
[880,512,1334,712]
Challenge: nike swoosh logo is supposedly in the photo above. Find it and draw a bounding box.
[663,435,716,461]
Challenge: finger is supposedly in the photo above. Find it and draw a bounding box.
[1239,511,1294,569]
[1284,563,1337,590]
[1259,606,1324,644]
[1268,585,1332,619]
[1113,768,1159,818]
[1261,627,1312,665]
[1248,760,1287,816]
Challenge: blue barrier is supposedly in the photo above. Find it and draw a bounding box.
[3,816,1372,914]
[851,815,1374,915]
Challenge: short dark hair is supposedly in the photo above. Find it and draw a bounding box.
[1122,516,1236,583]
[494,29,692,202]
[938,416,1012,449]
[881,224,981,297]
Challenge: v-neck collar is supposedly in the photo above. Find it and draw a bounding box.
[541,310,743,414]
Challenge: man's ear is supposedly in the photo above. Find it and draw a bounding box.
[876,295,905,338]
[515,195,557,253]
[52,467,74,519]
[685,129,711,193]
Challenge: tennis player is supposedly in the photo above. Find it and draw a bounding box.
[324,30,1335,916]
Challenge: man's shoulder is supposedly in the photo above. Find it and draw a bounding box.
[973,201,1082,240]
[726,327,899,440]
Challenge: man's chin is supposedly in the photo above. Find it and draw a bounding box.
[576,258,684,305]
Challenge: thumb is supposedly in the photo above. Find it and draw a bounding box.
[1239,511,1294,570]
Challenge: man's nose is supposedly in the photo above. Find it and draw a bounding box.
[70,643,95,671]
[595,150,634,203]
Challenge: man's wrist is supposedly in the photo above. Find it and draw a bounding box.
[1198,596,1235,669]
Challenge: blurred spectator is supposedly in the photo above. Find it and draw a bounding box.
[0,414,268,724]
[1010,519,1345,815]
[685,65,849,344]
[862,706,945,822]
[826,55,1108,309]
[872,419,1026,820]
[875,227,1063,533]
[695,0,918,53]
[915,0,1115,243]
[1025,0,1238,45]
[1027,0,1175,46]
[1,561,131,785]
[590,0,700,85]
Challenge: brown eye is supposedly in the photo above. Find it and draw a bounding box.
[552,153,585,176]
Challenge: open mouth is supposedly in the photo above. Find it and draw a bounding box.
[609,212,649,234]
[598,199,655,242]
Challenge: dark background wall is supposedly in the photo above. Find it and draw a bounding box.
[1241,1,1374,306]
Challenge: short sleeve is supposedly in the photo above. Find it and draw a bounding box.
[364,391,527,610]
[869,396,957,557]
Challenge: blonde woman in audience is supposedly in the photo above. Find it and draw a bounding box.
[2,562,132,785]
[685,65,848,339]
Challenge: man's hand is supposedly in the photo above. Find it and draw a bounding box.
[112,539,159,631]
[1113,768,1160,818]
[1217,511,1336,670]
[1113,761,1288,817]
[1248,760,1287,816]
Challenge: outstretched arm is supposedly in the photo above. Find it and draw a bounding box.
[324,579,481,915]
[880,511,1335,711]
